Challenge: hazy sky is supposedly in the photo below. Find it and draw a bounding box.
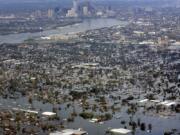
[0,0,166,1]
[0,0,75,2]
[0,0,177,6]
[0,0,61,2]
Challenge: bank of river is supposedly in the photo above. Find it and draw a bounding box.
[0,18,127,44]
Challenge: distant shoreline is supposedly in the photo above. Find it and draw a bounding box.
[0,19,83,36]
[0,18,126,44]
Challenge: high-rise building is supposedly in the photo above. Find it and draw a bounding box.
[66,8,78,17]
[47,9,54,18]
[73,0,79,13]
[34,10,42,18]
[66,0,79,17]
[83,6,89,16]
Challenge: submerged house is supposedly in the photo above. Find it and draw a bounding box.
[107,128,132,135]
[49,129,88,135]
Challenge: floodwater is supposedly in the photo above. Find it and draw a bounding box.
[0,18,179,135]
[0,96,179,135]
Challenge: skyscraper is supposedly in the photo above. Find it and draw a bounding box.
[66,0,79,17]
[47,9,54,18]
[73,0,79,13]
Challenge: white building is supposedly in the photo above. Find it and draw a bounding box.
[50,129,88,135]
[83,6,89,16]
[66,8,78,17]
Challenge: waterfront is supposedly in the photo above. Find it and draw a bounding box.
[0,18,126,44]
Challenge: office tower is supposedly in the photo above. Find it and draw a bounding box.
[83,6,89,16]
[34,10,42,18]
[66,9,78,17]
[48,9,54,18]
[66,0,79,17]
[73,0,79,13]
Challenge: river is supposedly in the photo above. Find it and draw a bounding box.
[0,18,127,44]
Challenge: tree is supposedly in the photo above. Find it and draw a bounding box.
[148,124,152,132]
[140,123,146,131]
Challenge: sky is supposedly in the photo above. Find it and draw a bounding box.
[0,0,177,2]
[0,0,179,13]
[0,0,162,2]
[0,0,178,8]
[0,0,61,2]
